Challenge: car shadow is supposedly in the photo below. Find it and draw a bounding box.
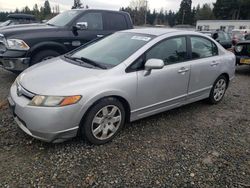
[25,100,208,149]
[235,65,250,76]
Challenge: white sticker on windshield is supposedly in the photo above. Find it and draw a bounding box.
[131,36,151,41]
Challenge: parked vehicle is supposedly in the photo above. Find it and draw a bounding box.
[199,30,232,49]
[0,9,133,72]
[231,29,250,46]
[234,36,250,65]
[8,28,235,144]
[0,14,38,27]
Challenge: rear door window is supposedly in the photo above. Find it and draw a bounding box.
[104,13,128,30]
[190,36,218,59]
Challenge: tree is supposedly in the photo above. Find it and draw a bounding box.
[168,10,176,26]
[128,0,148,25]
[177,0,193,25]
[22,6,31,14]
[196,3,215,20]
[129,0,147,10]
[44,0,51,16]
[213,0,238,19]
[72,0,82,9]
[33,4,40,18]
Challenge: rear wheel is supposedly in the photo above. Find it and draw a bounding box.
[31,50,60,65]
[81,98,125,145]
[208,75,228,104]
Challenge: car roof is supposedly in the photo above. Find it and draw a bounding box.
[121,28,204,37]
[7,14,36,20]
[121,28,181,36]
[70,9,128,14]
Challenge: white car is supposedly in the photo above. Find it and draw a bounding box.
[8,28,236,144]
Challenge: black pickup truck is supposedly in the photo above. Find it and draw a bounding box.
[0,9,133,72]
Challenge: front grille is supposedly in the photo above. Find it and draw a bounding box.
[16,82,35,100]
[0,43,6,53]
[0,34,7,54]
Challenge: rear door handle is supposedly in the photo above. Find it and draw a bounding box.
[210,61,219,66]
[97,35,104,38]
[178,67,189,74]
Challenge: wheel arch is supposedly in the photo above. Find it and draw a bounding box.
[28,41,68,60]
[220,73,230,88]
[80,95,131,127]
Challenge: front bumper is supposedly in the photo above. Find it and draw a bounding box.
[8,83,82,143]
[0,50,30,71]
[0,57,30,71]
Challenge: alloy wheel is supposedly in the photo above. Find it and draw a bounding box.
[91,105,122,140]
[213,79,226,101]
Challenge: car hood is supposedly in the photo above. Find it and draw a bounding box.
[19,57,107,95]
[0,24,56,37]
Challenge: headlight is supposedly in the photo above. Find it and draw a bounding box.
[29,95,81,107]
[235,45,243,53]
[6,39,30,51]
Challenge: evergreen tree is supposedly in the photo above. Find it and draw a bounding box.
[177,0,193,25]
[196,4,215,20]
[33,4,40,18]
[72,0,82,9]
[213,0,238,19]
[44,0,51,16]
[22,6,31,14]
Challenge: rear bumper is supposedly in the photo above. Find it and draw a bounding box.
[236,55,250,65]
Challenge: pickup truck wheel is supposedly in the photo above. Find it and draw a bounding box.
[81,98,125,145]
[31,50,60,65]
[208,75,228,104]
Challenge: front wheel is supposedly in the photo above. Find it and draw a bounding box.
[31,50,60,65]
[81,98,126,145]
[208,75,228,104]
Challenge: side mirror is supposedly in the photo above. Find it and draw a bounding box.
[144,59,164,76]
[76,22,88,30]
[212,33,219,40]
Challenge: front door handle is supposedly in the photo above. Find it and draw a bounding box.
[97,34,104,38]
[178,67,189,74]
[210,61,219,66]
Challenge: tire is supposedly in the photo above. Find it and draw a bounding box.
[208,75,228,104]
[31,50,60,65]
[81,97,126,145]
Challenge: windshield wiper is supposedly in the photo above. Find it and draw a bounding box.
[46,23,55,26]
[80,57,107,69]
[64,55,107,69]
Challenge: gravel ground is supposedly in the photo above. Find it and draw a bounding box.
[0,66,249,187]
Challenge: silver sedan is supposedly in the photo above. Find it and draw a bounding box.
[8,28,236,144]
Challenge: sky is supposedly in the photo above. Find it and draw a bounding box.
[0,0,216,12]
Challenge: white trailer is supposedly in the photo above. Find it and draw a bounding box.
[196,20,250,33]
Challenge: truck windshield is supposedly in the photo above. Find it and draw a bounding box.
[70,32,154,68]
[47,10,80,27]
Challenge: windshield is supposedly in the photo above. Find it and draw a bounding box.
[232,31,245,40]
[70,32,154,68]
[47,10,81,27]
[218,32,231,41]
[0,20,11,27]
